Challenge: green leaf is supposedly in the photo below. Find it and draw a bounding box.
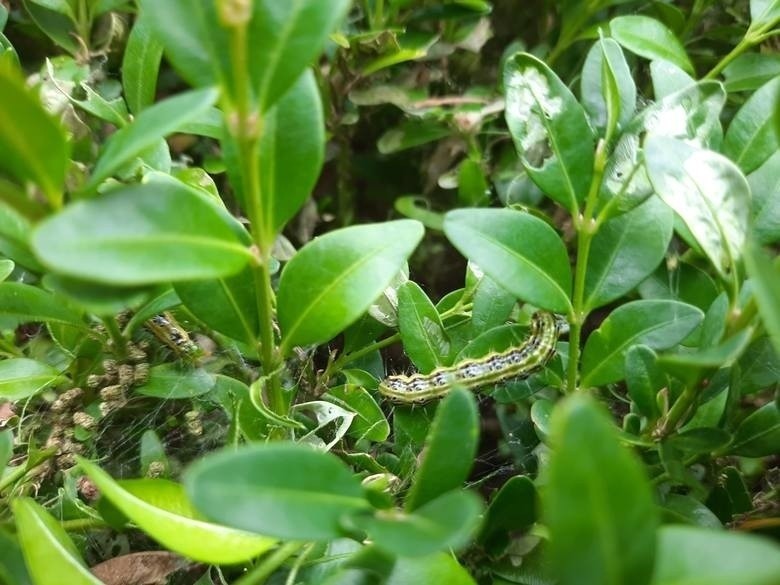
[0,282,85,327]
[32,181,252,285]
[0,67,68,205]
[21,0,78,54]
[77,458,276,564]
[12,498,103,585]
[470,276,516,335]
[0,358,62,401]
[0,529,32,585]
[41,275,150,317]
[751,0,780,29]
[581,37,636,134]
[581,300,704,387]
[662,494,721,528]
[598,81,725,219]
[723,53,780,93]
[0,429,11,470]
[504,52,594,214]
[134,365,215,399]
[651,60,695,99]
[444,208,572,313]
[723,76,780,174]
[377,119,452,154]
[546,394,658,585]
[405,387,479,512]
[645,136,750,279]
[625,346,664,419]
[122,11,163,114]
[398,281,448,373]
[354,490,482,557]
[748,151,780,245]
[185,443,370,540]
[258,70,324,236]
[324,384,390,443]
[610,15,693,74]
[0,202,42,271]
[85,87,219,189]
[386,553,476,585]
[584,195,674,311]
[458,158,490,205]
[175,265,258,345]
[278,220,424,353]
[651,525,780,585]
[478,475,537,551]
[0,259,12,281]
[744,242,780,354]
[247,0,351,111]
[729,403,780,457]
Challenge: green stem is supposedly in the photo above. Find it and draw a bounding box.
[224,11,284,415]
[704,19,780,80]
[656,384,697,437]
[61,517,107,531]
[234,542,305,585]
[334,333,401,372]
[566,140,608,393]
[102,316,126,358]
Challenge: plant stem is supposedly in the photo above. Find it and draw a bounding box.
[234,542,304,585]
[656,384,697,437]
[704,18,780,79]
[102,316,126,358]
[224,10,284,415]
[566,140,608,393]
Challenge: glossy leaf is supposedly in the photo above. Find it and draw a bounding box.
[723,53,780,92]
[651,60,695,99]
[32,182,252,285]
[625,346,664,419]
[405,388,479,511]
[504,52,594,214]
[478,475,537,551]
[651,525,780,585]
[247,0,350,110]
[278,220,424,353]
[645,136,750,279]
[185,443,370,540]
[729,403,780,458]
[581,300,703,387]
[324,384,390,443]
[134,365,215,399]
[662,494,721,529]
[175,265,258,345]
[0,529,32,585]
[258,70,324,236]
[546,394,658,585]
[744,242,780,354]
[0,67,68,205]
[584,195,673,311]
[398,281,448,373]
[724,76,780,174]
[470,275,516,336]
[581,37,635,134]
[0,282,84,327]
[377,119,452,154]
[0,429,11,470]
[0,202,42,271]
[85,87,219,189]
[444,208,572,313]
[610,15,693,74]
[751,0,780,27]
[386,553,476,585]
[12,498,103,585]
[354,490,482,557]
[748,151,780,245]
[78,458,275,564]
[122,11,163,114]
[0,358,62,401]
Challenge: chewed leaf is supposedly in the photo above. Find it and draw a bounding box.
[645,136,750,278]
[598,81,726,219]
[504,53,594,214]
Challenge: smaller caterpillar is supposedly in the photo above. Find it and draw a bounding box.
[379,311,564,404]
[145,312,201,360]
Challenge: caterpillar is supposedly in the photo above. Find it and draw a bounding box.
[379,311,564,404]
[145,312,201,360]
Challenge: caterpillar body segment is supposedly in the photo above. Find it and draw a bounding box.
[379,311,563,404]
